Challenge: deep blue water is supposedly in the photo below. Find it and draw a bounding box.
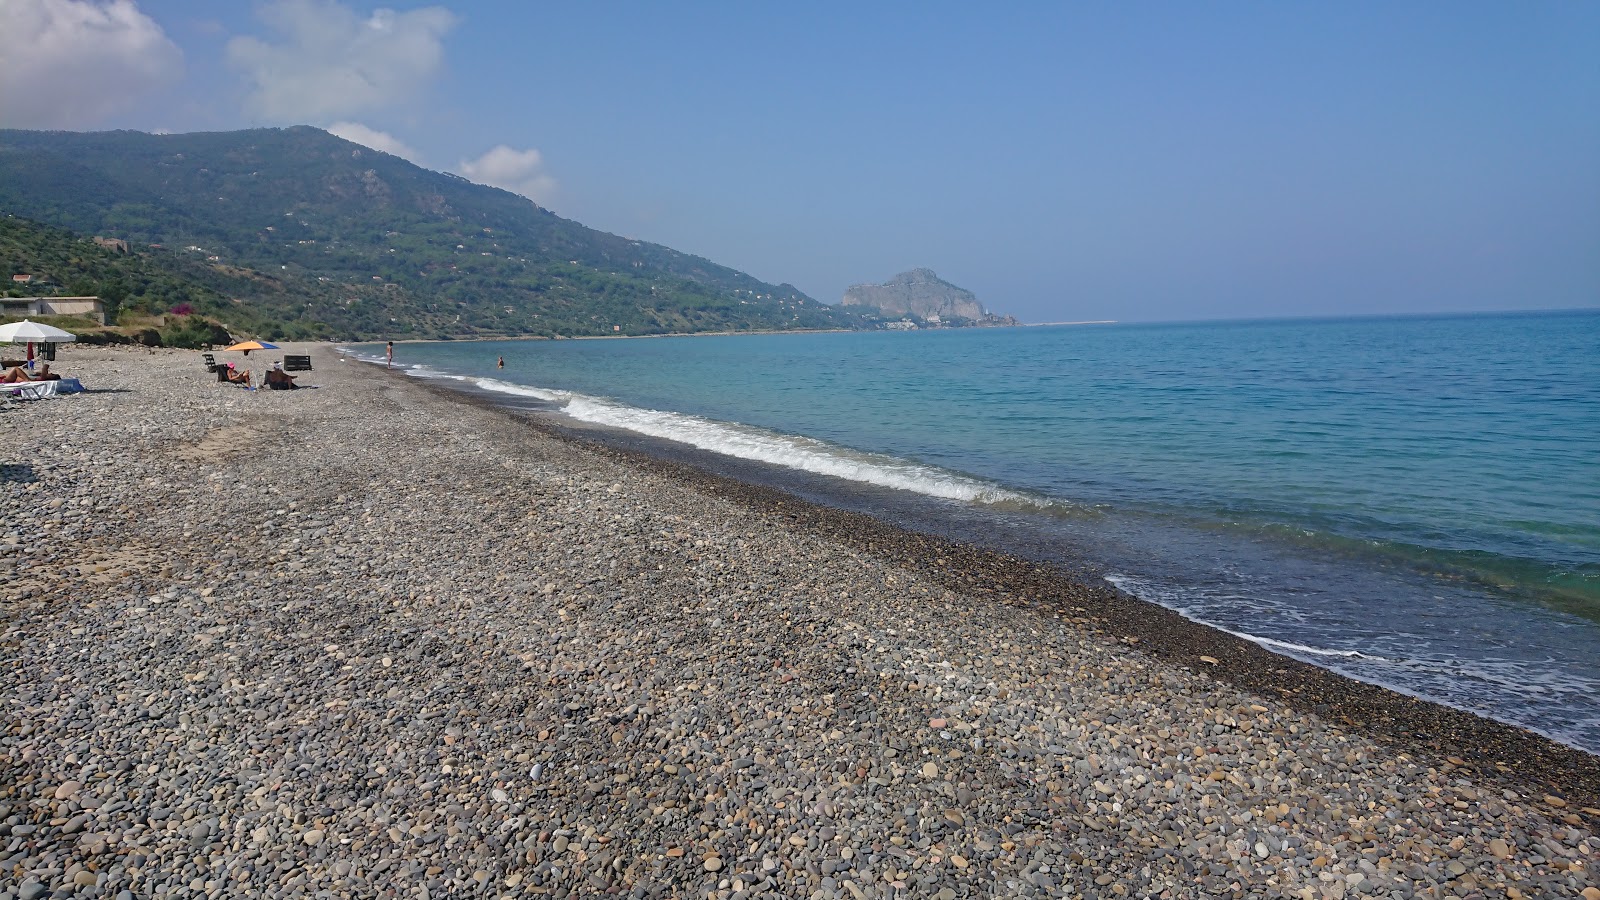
[350,310,1600,752]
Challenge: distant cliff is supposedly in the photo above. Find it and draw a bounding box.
[841,268,1013,325]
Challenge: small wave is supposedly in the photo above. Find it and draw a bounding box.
[465,377,571,403]
[411,369,570,402]
[1368,652,1600,699]
[1104,574,1377,660]
[394,366,476,382]
[560,395,1053,508]
[338,349,387,367]
[1104,572,1600,750]
[356,357,1062,510]
[338,349,429,374]
[1234,632,1372,660]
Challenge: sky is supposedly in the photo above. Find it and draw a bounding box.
[2,1,1597,323]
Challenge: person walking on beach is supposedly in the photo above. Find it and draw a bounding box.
[497,356,504,369]
[386,341,394,369]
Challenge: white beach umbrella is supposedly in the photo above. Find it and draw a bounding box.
[0,319,78,370]
[0,319,77,343]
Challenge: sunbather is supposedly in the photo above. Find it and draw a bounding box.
[264,365,298,390]
[0,363,50,383]
[223,363,252,385]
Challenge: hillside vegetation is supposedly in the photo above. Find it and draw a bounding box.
[0,127,875,340]
[0,215,239,346]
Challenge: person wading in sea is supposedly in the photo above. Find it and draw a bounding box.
[497,356,504,369]
[386,341,394,369]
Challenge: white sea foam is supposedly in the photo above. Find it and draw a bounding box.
[466,377,570,403]
[391,362,1046,507]
[1103,571,1600,749]
[339,349,387,366]
[559,395,1038,506]
[1104,574,1375,659]
[1231,632,1371,660]
[339,348,428,373]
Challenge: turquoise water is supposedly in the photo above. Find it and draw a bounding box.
[352,310,1600,751]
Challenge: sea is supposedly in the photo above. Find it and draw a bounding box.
[347,310,1600,754]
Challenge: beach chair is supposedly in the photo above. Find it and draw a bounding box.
[217,366,251,387]
[264,368,298,390]
[202,352,219,373]
[283,355,313,372]
[3,378,58,400]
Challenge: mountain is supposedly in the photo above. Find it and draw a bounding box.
[841,268,1014,325]
[0,127,868,340]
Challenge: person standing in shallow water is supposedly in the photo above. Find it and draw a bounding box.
[386,341,394,369]
[497,356,504,369]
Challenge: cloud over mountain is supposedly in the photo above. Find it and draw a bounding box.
[0,0,183,129]
[459,145,557,205]
[226,0,457,122]
[327,121,422,163]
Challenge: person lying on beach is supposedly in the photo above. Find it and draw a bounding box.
[0,363,54,382]
[264,366,298,390]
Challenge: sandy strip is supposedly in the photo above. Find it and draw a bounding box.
[1,344,1596,900]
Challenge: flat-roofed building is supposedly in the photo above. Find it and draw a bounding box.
[0,296,106,324]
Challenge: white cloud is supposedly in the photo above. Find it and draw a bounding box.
[327,121,421,162]
[226,0,457,122]
[0,0,183,129]
[459,145,557,205]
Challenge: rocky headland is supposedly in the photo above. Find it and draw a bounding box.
[841,270,1016,326]
[2,346,1597,899]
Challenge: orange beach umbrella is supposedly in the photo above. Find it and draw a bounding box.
[223,339,279,356]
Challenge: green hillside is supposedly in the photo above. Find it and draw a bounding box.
[0,213,455,344]
[0,127,872,339]
[1,213,244,347]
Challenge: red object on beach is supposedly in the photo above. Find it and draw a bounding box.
[25,342,33,367]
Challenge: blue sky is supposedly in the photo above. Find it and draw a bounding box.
[4,1,1597,323]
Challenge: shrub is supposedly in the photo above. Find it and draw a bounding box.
[159,316,230,349]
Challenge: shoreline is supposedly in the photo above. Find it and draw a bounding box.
[367,328,859,346]
[365,324,1030,346]
[3,343,1596,899]
[403,365,1600,808]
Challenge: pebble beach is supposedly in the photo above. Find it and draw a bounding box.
[3,345,1598,900]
